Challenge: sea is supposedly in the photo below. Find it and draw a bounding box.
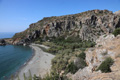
[0,32,33,80]
[0,32,15,39]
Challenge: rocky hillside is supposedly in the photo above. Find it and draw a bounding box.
[12,9,120,45]
[70,34,120,80]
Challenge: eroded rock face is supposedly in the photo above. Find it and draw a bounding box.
[12,30,41,45]
[0,39,6,45]
[12,10,120,44]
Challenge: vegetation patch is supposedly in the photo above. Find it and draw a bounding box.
[37,45,48,53]
[66,62,78,74]
[112,28,120,36]
[32,36,96,79]
[96,57,114,73]
[78,52,86,60]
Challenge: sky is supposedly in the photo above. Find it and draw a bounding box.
[0,0,120,33]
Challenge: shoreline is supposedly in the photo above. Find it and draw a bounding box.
[12,45,35,79]
[14,43,55,80]
[0,44,34,80]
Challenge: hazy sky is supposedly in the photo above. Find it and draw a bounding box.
[0,0,120,32]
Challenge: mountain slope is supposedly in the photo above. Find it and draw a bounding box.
[12,9,120,45]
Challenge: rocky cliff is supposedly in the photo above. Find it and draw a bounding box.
[12,9,120,44]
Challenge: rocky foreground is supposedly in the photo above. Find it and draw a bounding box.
[69,34,120,80]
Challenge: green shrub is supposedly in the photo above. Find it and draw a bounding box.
[23,73,26,80]
[28,69,32,80]
[76,52,87,69]
[42,73,59,80]
[113,28,120,36]
[51,36,65,43]
[78,58,87,69]
[47,48,58,54]
[78,52,86,60]
[96,57,114,73]
[42,72,70,80]
[33,74,41,80]
[66,62,78,74]
[65,36,82,43]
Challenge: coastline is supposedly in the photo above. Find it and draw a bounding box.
[0,44,34,80]
[14,43,55,80]
[12,45,35,80]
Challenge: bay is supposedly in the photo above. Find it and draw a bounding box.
[0,45,33,80]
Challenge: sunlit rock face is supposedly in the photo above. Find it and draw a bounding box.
[12,10,120,44]
[114,10,120,15]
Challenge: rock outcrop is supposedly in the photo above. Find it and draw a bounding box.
[12,9,120,44]
[0,39,6,45]
[114,10,120,15]
[72,34,120,80]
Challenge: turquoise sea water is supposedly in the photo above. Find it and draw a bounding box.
[0,45,33,80]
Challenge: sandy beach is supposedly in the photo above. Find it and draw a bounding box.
[15,43,55,80]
